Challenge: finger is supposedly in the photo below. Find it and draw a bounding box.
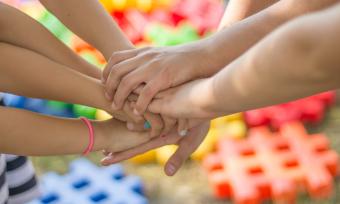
[160,116,177,136]
[147,98,164,115]
[126,122,146,132]
[164,132,203,176]
[134,78,166,115]
[101,132,181,165]
[177,119,188,137]
[123,101,144,123]
[105,57,143,101]
[187,119,206,129]
[144,112,164,138]
[102,49,139,83]
[113,68,145,110]
[132,84,145,95]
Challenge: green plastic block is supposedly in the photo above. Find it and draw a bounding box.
[73,104,97,119]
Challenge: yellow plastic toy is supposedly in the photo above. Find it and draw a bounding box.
[99,0,174,13]
[156,145,177,165]
[95,110,113,120]
[129,149,157,163]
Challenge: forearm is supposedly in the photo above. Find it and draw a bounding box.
[0,3,101,79]
[219,0,278,29]
[207,5,340,117]
[0,43,111,113]
[0,106,109,156]
[39,0,134,60]
[203,0,339,77]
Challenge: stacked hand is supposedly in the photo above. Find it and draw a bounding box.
[101,42,220,176]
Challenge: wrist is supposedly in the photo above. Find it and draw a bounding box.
[196,37,227,77]
[92,120,111,151]
[193,78,223,119]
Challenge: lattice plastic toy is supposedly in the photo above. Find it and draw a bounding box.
[203,121,339,204]
[245,91,336,129]
[28,159,148,204]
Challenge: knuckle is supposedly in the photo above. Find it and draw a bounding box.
[110,52,121,60]
[142,86,155,98]
[120,76,131,87]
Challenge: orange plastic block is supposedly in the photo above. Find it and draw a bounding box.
[203,122,339,204]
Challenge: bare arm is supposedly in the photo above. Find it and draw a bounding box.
[219,0,278,29]
[0,106,151,156]
[0,42,114,116]
[206,0,340,76]
[39,0,134,60]
[211,4,340,115]
[0,3,101,79]
[101,0,340,116]
[148,3,340,119]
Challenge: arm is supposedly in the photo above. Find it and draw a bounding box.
[39,0,134,60]
[148,3,340,119]
[0,106,151,156]
[102,0,340,115]
[0,3,101,79]
[219,0,278,29]
[0,42,124,119]
[38,0,167,134]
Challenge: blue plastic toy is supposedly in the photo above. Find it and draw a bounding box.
[2,94,74,118]
[28,159,148,204]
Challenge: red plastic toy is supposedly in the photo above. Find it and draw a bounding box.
[203,121,339,204]
[245,91,336,129]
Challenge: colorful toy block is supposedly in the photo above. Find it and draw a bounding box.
[99,0,175,13]
[203,121,339,204]
[38,11,72,44]
[2,94,74,117]
[145,22,200,45]
[96,109,113,120]
[28,159,148,204]
[171,0,224,34]
[245,91,336,129]
[73,104,97,119]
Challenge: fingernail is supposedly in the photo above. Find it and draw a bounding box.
[105,92,111,100]
[101,155,113,165]
[127,122,134,130]
[133,108,140,116]
[166,164,176,176]
[144,121,151,129]
[179,129,188,137]
[101,77,105,83]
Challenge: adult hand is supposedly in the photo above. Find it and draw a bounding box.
[102,40,219,116]
[148,78,219,119]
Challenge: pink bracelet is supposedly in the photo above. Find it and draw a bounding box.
[80,117,95,156]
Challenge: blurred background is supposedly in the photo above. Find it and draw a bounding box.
[1,0,339,203]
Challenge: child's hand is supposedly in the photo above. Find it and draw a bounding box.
[101,42,218,116]
[101,122,210,176]
[96,119,155,153]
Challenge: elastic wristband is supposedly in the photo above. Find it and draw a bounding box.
[80,117,95,156]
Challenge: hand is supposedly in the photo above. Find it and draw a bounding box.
[101,122,210,176]
[148,78,219,119]
[96,119,155,153]
[102,41,217,115]
[106,93,171,137]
